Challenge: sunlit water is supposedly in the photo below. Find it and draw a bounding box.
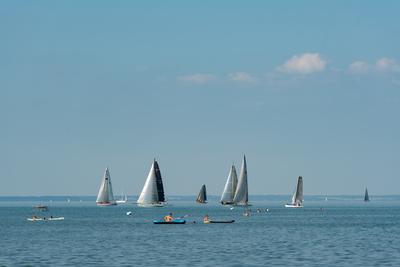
[1,198,400,266]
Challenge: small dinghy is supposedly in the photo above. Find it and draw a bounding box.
[153,219,186,224]
[204,220,235,224]
[27,217,65,221]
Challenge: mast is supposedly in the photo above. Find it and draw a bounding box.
[220,164,238,204]
[96,167,116,205]
[233,155,248,205]
[196,184,207,203]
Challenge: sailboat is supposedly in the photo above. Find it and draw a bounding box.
[285,176,303,208]
[220,164,238,205]
[137,159,166,207]
[96,167,117,206]
[364,188,370,202]
[232,155,249,206]
[116,193,128,204]
[196,184,207,204]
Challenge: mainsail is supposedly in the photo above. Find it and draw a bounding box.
[137,159,166,206]
[196,184,207,203]
[96,167,116,206]
[289,176,303,206]
[364,188,369,202]
[220,164,238,204]
[232,155,249,205]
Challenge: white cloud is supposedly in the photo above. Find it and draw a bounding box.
[279,53,326,74]
[228,72,256,82]
[376,58,400,72]
[348,61,370,73]
[178,73,215,83]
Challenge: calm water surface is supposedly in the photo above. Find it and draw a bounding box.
[1,199,400,266]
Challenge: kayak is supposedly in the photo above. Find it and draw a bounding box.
[204,220,235,224]
[153,219,186,224]
[27,217,65,221]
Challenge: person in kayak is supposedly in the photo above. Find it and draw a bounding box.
[164,213,173,222]
[203,215,210,223]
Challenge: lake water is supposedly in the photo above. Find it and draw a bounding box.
[1,197,400,266]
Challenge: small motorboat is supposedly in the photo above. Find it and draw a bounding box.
[153,219,186,224]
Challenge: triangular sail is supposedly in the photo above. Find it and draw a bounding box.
[137,160,165,205]
[364,188,369,202]
[154,161,165,202]
[233,155,248,205]
[196,184,207,203]
[290,176,303,205]
[220,164,238,204]
[96,168,116,205]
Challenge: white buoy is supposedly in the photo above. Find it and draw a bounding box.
[126,211,132,216]
[230,207,234,210]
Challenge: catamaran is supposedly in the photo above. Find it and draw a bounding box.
[364,188,370,202]
[232,155,249,206]
[220,164,238,205]
[137,159,166,207]
[285,176,303,208]
[96,167,117,206]
[196,184,207,204]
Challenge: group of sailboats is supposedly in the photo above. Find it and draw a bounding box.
[96,155,370,207]
[220,155,249,206]
[96,159,167,207]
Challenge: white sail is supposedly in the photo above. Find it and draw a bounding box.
[220,164,238,204]
[137,160,165,206]
[96,168,116,205]
[232,155,248,205]
[286,176,303,207]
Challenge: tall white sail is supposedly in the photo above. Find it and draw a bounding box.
[96,167,116,206]
[137,160,165,206]
[220,164,238,204]
[286,176,303,207]
[232,155,249,205]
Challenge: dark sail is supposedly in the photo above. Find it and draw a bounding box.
[196,184,207,203]
[364,188,369,202]
[154,160,165,202]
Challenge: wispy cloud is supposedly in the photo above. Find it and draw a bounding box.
[348,61,370,73]
[178,73,215,83]
[228,72,256,82]
[279,53,326,74]
[376,58,400,72]
[349,58,400,74]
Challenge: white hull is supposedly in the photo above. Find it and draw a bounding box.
[285,204,303,208]
[96,202,117,206]
[116,200,127,204]
[137,203,166,208]
[27,217,65,221]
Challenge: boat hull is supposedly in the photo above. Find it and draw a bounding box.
[27,217,65,221]
[96,202,117,206]
[204,220,235,224]
[285,204,303,208]
[153,219,186,224]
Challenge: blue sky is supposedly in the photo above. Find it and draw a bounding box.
[1,1,399,196]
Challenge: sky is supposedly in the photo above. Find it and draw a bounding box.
[1,1,400,196]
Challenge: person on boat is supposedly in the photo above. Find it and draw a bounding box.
[203,215,210,223]
[163,213,173,222]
